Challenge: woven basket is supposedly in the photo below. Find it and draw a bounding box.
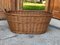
[6,10,52,34]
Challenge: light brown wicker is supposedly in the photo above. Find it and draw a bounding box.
[6,10,52,34]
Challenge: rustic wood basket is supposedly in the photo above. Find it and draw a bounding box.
[6,10,52,34]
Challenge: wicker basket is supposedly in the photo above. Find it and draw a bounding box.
[6,10,52,34]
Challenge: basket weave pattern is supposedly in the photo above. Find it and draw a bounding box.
[6,11,51,34]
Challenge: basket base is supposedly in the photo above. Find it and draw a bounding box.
[10,29,47,34]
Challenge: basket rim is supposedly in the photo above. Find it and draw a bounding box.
[6,10,52,15]
[6,10,50,13]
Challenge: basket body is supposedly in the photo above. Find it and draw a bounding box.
[6,10,52,34]
[0,11,6,20]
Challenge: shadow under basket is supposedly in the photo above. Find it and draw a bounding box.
[6,10,52,34]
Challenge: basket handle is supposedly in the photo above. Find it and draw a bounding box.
[0,8,6,12]
[0,8,10,13]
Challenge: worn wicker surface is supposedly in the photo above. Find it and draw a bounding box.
[6,10,52,34]
[0,11,6,20]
